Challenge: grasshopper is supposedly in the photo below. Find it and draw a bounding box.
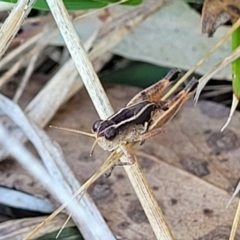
[50,68,198,175]
[26,69,198,239]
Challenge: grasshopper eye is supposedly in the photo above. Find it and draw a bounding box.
[186,77,198,92]
[92,120,103,133]
[104,127,117,140]
[165,68,181,82]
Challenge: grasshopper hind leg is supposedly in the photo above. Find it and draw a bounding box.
[127,68,181,106]
[105,145,136,177]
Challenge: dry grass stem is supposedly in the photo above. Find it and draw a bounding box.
[13,53,39,102]
[25,149,124,239]
[0,0,37,59]
[230,198,240,240]
[47,0,113,117]
[0,30,45,70]
[0,30,58,88]
[45,0,173,239]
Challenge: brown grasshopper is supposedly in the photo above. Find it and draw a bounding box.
[26,69,198,239]
[50,68,198,175]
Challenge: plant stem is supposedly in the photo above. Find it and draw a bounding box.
[46,0,173,239]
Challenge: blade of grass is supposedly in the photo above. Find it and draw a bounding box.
[0,29,48,70]
[232,24,240,100]
[228,20,240,240]
[0,29,58,88]
[221,24,240,131]
[229,198,240,240]
[13,52,39,103]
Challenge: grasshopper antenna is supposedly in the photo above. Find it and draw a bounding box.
[89,138,99,156]
[49,125,95,138]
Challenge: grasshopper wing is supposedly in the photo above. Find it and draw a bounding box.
[127,68,181,107]
[149,78,198,131]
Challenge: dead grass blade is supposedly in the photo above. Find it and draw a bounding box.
[0,0,37,59]
[13,52,39,102]
[0,29,58,88]
[229,198,240,240]
[0,30,45,70]
[24,150,120,239]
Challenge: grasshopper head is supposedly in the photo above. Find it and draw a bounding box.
[91,119,119,154]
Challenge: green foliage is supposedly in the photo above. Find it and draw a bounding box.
[0,0,142,10]
[101,61,172,88]
[109,0,142,4]
[232,27,240,99]
[34,226,83,240]
[183,0,204,3]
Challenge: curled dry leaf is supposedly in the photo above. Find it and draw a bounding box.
[202,0,240,36]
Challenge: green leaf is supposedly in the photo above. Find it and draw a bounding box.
[0,0,107,10]
[221,24,240,131]
[232,27,240,99]
[0,0,142,10]
[101,61,171,87]
[34,226,83,240]
[109,0,142,5]
[183,0,204,3]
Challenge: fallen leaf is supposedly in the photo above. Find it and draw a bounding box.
[112,1,232,80]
